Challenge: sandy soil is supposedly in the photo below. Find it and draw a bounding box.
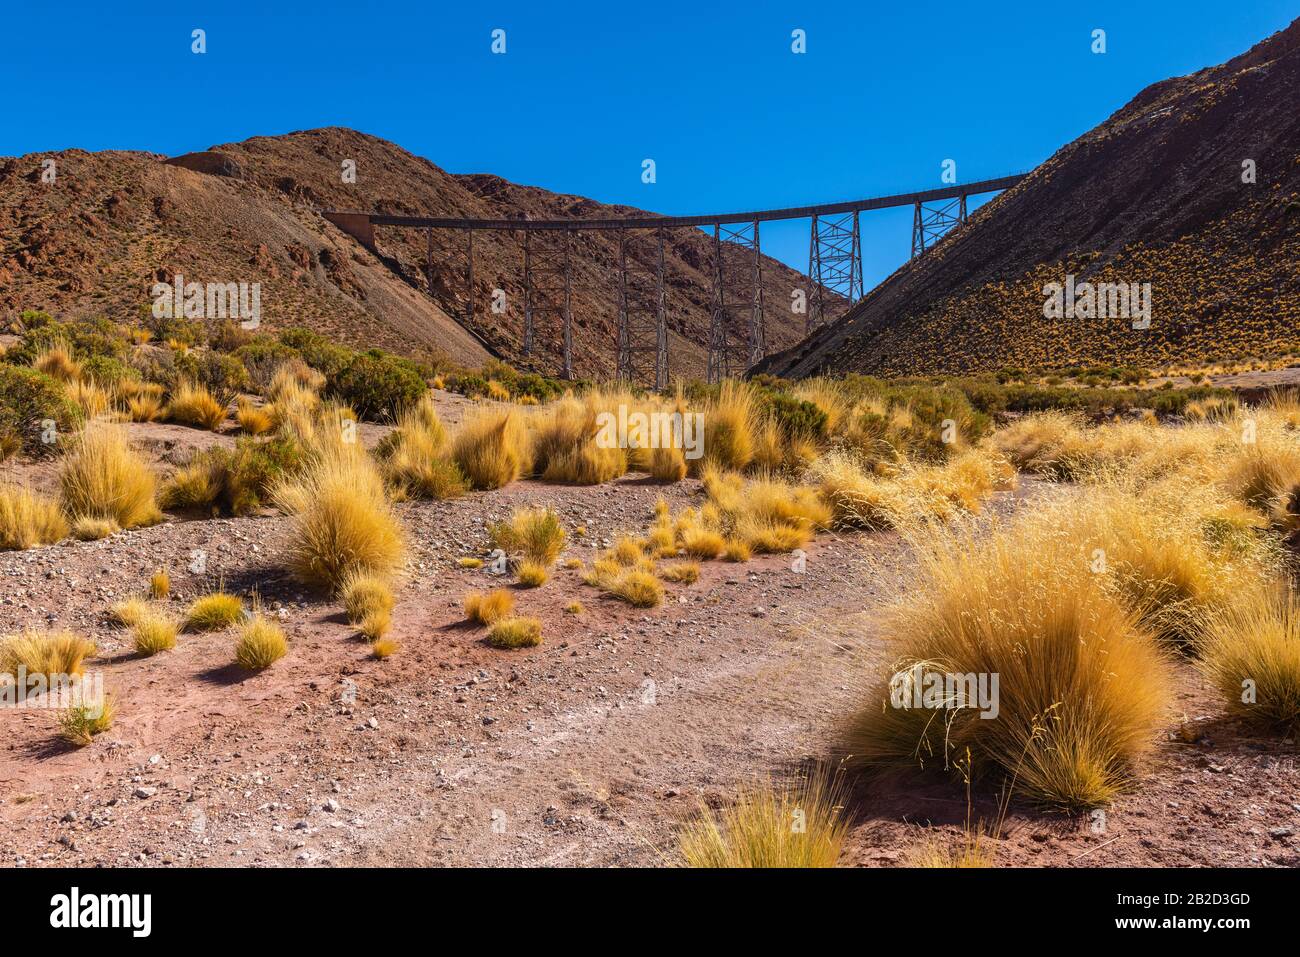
[1,418,1298,868]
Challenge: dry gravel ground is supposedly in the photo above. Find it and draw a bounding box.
[1,420,1299,867]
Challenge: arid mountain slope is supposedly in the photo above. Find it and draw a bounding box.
[0,128,816,379]
[759,18,1300,379]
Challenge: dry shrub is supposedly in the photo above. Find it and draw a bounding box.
[149,569,170,600]
[679,772,846,868]
[1066,478,1280,650]
[127,389,165,423]
[371,637,399,659]
[660,561,699,584]
[0,630,96,680]
[132,611,178,656]
[235,398,275,435]
[530,394,627,484]
[464,589,513,625]
[722,538,752,562]
[646,444,688,482]
[457,557,484,569]
[33,343,81,382]
[59,695,117,747]
[848,504,1172,810]
[66,379,114,419]
[810,449,1012,531]
[273,442,405,592]
[451,407,531,490]
[517,560,549,587]
[59,423,161,530]
[696,380,756,473]
[488,506,566,565]
[609,569,662,607]
[340,571,395,624]
[0,484,68,550]
[71,516,119,541]
[110,598,152,628]
[380,394,467,500]
[487,616,543,649]
[1199,584,1300,729]
[167,380,228,431]
[359,608,391,642]
[270,358,326,400]
[235,614,288,670]
[185,593,244,632]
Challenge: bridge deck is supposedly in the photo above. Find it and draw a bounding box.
[326,173,1027,231]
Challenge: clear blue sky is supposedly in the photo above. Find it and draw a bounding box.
[3,1,1294,284]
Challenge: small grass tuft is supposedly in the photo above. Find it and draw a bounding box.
[339,571,395,625]
[132,611,179,656]
[235,614,288,670]
[185,593,244,632]
[517,560,549,587]
[487,616,543,649]
[464,589,514,625]
[678,772,846,868]
[149,569,170,600]
[58,695,118,747]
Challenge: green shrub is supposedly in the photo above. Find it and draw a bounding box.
[235,338,302,391]
[279,327,354,378]
[80,355,139,389]
[0,366,83,456]
[329,351,427,421]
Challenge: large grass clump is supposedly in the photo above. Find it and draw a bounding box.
[0,484,68,550]
[451,408,532,490]
[1,630,96,681]
[59,423,161,529]
[166,380,228,431]
[529,394,628,484]
[848,502,1172,810]
[696,380,756,474]
[378,394,468,500]
[273,440,406,592]
[1199,584,1300,729]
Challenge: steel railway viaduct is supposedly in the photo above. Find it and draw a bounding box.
[324,173,1025,387]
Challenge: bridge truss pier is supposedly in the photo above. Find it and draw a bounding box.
[807,211,862,333]
[521,229,574,379]
[707,221,765,383]
[911,194,968,258]
[616,227,669,389]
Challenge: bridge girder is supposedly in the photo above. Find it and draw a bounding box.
[324,173,1025,386]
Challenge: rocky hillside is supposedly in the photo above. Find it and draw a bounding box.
[759,18,1300,379]
[0,128,818,380]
